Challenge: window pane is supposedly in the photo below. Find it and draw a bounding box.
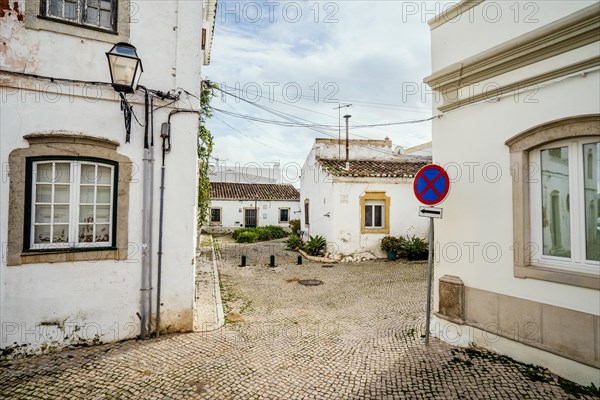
[79,224,94,242]
[80,205,94,223]
[374,205,383,227]
[81,164,96,184]
[96,224,110,242]
[36,184,52,203]
[85,6,99,24]
[64,0,77,20]
[55,163,70,183]
[96,206,110,222]
[97,166,111,184]
[53,225,69,243]
[80,186,95,203]
[36,163,53,183]
[54,185,70,203]
[49,0,63,17]
[99,9,111,28]
[541,147,571,258]
[365,205,372,227]
[53,205,70,223]
[35,225,51,244]
[583,142,600,261]
[35,205,52,223]
[96,187,111,203]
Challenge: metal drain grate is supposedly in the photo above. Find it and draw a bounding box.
[298,279,323,286]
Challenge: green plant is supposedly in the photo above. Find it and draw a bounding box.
[381,236,401,252]
[198,81,217,226]
[289,219,301,236]
[236,231,259,243]
[399,235,429,260]
[232,225,288,243]
[304,235,326,256]
[286,234,302,250]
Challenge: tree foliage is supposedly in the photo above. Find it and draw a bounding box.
[198,81,217,226]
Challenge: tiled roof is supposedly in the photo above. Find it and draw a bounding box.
[210,182,300,200]
[318,159,429,178]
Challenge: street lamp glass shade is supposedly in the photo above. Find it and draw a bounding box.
[106,42,143,93]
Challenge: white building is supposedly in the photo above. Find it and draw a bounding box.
[425,0,599,385]
[207,182,300,233]
[300,138,431,259]
[0,0,216,355]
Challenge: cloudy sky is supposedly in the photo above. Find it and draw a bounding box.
[204,1,451,171]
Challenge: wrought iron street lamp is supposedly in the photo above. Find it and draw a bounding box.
[106,42,144,142]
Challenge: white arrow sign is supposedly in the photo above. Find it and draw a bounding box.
[419,206,443,219]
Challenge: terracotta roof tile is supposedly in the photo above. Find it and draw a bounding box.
[210,182,300,200]
[318,159,429,178]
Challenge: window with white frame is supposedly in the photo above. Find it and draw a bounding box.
[27,159,116,250]
[279,208,289,223]
[529,138,599,273]
[40,0,117,31]
[364,201,384,229]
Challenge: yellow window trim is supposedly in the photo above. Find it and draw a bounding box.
[360,192,390,234]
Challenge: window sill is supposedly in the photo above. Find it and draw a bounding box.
[515,264,599,290]
[17,248,121,265]
[361,227,389,234]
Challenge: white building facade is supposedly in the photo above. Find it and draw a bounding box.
[1,0,216,355]
[425,0,599,385]
[300,139,430,259]
[207,182,300,233]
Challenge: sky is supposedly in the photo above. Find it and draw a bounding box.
[204,1,452,172]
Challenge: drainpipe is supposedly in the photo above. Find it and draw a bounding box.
[140,88,152,340]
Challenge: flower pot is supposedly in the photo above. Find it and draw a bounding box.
[387,251,397,260]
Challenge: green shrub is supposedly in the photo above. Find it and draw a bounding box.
[399,235,428,260]
[232,225,288,243]
[286,234,303,250]
[236,231,259,243]
[304,235,326,256]
[289,219,301,236]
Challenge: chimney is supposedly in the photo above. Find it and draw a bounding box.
[343,114,351,170]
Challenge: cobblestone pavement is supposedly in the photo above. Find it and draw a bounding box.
[1,237,596,399]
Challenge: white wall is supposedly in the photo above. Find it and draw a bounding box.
[209,199,300,231]
[432,69,600,315]
[330,178,428,257]
[0,0,204,353]
[431,1,597,71]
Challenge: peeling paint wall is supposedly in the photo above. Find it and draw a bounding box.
[1,1,205,356]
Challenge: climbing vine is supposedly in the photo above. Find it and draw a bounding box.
[198,81,217,226]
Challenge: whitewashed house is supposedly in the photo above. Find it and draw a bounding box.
[425,0,599,385]
[300,138,430,260]
[0,0,216,355]
[206,182,300,233]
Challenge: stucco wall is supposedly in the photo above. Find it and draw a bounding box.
[208,199,300,231]
[0,0,203,354]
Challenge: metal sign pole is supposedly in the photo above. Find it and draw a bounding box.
[425,216,434,346]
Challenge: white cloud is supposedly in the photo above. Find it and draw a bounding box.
[205,1,449,166]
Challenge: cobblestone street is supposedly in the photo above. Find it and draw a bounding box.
[0,237,596,399]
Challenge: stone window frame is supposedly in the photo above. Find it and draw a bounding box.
[209,207,222,225]
[278,207,290,223]
[360,192,390,234]
[7,133,131,266]
[506,114,600,290]
[25,0,130,43]
[304,199,310,227]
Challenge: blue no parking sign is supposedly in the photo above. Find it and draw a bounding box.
[413,164,450,206]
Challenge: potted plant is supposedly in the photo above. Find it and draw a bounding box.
[400,235,429,260]
[381,236,399,260]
